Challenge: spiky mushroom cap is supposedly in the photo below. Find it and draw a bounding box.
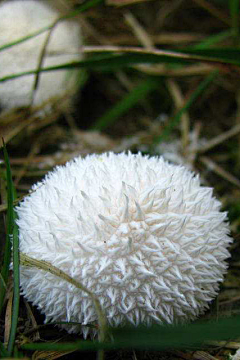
[0,0,82,109]
[17,152,232,337]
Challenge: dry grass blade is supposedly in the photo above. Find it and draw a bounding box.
[166,79,190,150]
[220,294,240,306]
[82,45,230,63]
[2,143,20,356]
[24,300,40,342]
[200,156,240,187]
[14,143,40,187]
[134,63,217,76]
[31,19,59,104]
[192,0,230,25]
[1,116,38,145]
[32,350,76,360]
[197,123,240,153]
[0,196,24,214]
[124,11,153,49]
[4,291,13,344]
[106,0,154,5]
[19,253,107,343]
[193,351,219,360]
[206,341,240,350]
[106,32,204,45]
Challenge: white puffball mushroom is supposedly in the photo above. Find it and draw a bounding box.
[17,152,232,338]
[0,0,82,110]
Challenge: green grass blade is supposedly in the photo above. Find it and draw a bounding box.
[6,221,19,356]
[91,78,159,130]
[154,70,219,144]
[0,25,54,53]
[190,30,232,49]
[2,142,20,356]
[0,341,9,357]
[62,0,104,20]
[0,0,103,53]
[20,316,240,352]
[0,47,239,83]
[0,54,190,84]
[182,48,240,62]
[0,170,11,315]
[229,0,240,39]
[111,317,240,350]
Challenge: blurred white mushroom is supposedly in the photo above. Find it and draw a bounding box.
[17,152,232,337]
[0,0,82,110]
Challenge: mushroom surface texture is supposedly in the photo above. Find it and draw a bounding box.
[0,0,82,110]
[17,152,232,337]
